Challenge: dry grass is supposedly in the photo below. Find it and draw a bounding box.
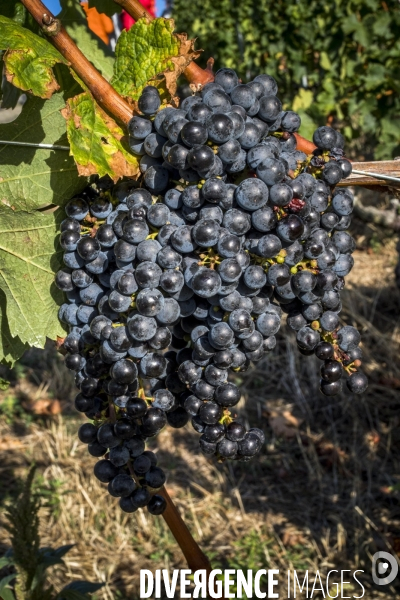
[0,216,400,599]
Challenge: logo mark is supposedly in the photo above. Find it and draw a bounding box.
[372,551,398,585]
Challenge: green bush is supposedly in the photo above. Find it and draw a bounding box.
[174,0,400,158]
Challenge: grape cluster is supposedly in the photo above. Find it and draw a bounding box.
[56,68,367,514]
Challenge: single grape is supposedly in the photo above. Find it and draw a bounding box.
[147,494,167,515]
[313,126,338,150]
[206,113,235,143]
[258,95,282,122]
[347,371,368,394]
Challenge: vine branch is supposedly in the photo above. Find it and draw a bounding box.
[20,0,133,126]
[294,133,317,155]
[292,136,400,188]
[113,0,153,20]
[158,486,226,599]
[158,487,211,571]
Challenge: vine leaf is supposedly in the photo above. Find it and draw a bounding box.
[62,92,140,181]
[297,112,317,144]
[0,91,87,211]
[0,15,68,99]
[111,17,200,103]
[0,207,66,349]
[292,89,317,141]
[0,290,28,366]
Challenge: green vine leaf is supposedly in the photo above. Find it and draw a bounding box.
[0,91,87,211]
[111,17,200,102]
[0,207,66,349]
[0,15,68,98]
[62,92,140,181]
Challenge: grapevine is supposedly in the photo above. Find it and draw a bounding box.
[0,0,385,589]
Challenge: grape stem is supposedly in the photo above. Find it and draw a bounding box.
[112,0,215,86]
[20,0,133,125]
[108,396,117,423]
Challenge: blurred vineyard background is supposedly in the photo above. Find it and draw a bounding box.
[1,0,400,599]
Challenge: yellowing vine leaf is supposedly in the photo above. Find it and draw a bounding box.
[0,208,66,349]
[62,92,139,181]
[111,18,200,103]
[0,15,68,99]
